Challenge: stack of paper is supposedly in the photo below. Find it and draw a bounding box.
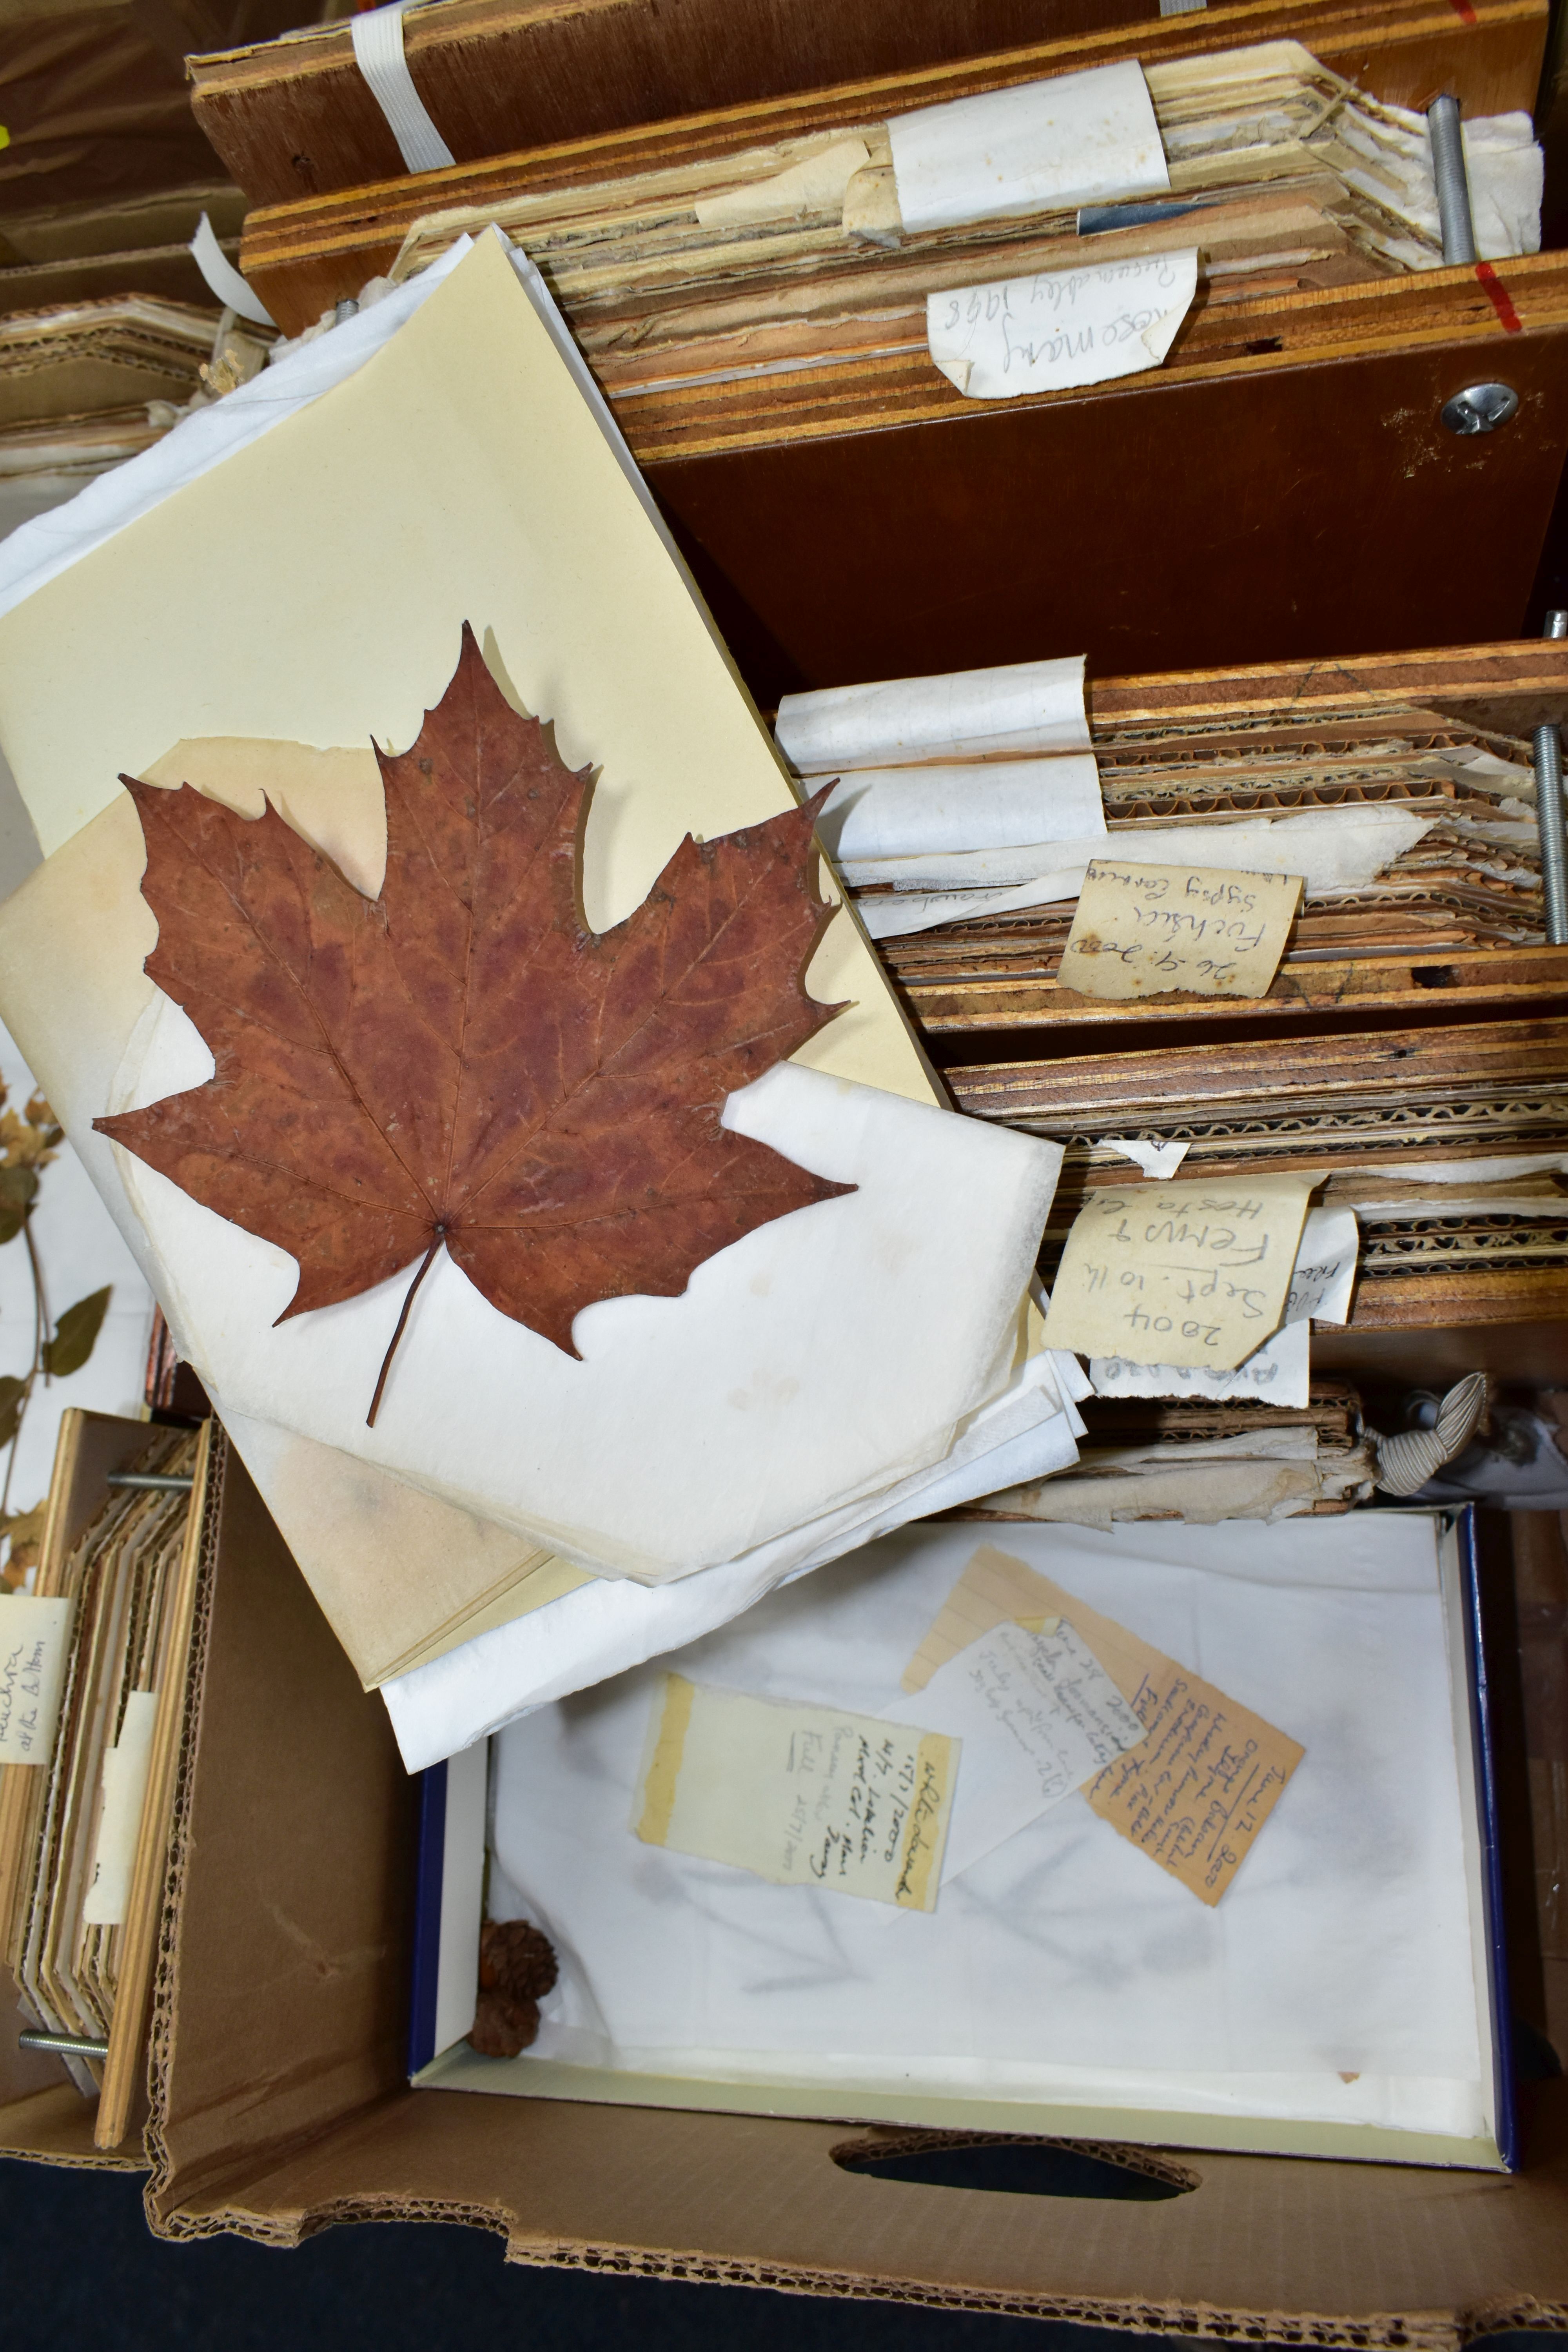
[0,234,1079,1770]
[0,296,267,541]
[784,658,1543,944]
[0,1414,210,2146]
[959,1027,1568,1333]
[967,1377,1376,1526]
[353,44,1539,409]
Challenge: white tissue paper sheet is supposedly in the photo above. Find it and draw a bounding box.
[109,1016,1062,1581]
[1345,107,1543,262]
[489,1515,1485,2136]
[927,249,1197,401]
[888,62,1169,235]
[383,1350,1084,1768]
[852,805,1433,936]
[815,756,1104,861]
[777,657,1088,774]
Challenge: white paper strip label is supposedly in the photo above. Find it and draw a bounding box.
[1282,1205,1359,1326]
[82,1688,159,1926]
[1091,1314,1312,1406]
[777,655,1088,773]
[0,1594,73,1764]
[889,61,1169,234]
[189,214,276,330]
[1103,1138,1190,1180]
[929,249,1197,401]
[351,1,456,176]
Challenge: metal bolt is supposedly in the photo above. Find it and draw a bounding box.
[1428,94,1477,265]
[1440,383,1519,435]
[19,2028,109,2060]
[1536,609,1568,946]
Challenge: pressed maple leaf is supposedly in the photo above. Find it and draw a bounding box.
[96,625,854,1419]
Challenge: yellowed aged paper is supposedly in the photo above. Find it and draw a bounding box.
[1059,858,1302,1000]
[633,1673,955,1909]
[1041,1175,1313,1369]
[0,234,932,1110]
[0,1594,74,1764]
[903,1545,1303,1906]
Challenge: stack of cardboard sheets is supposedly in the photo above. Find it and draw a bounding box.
[0,296,268,538]
[350,42,1537,413]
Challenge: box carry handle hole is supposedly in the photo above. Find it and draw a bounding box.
[830,2130,1198,2202]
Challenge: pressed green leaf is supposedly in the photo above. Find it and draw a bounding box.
[0,1163,37,1245]
[0,1374,26,1448]
[44,1285,111,1379]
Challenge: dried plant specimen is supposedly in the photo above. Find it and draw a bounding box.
[98,626,852,1419]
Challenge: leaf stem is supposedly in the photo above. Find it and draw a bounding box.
[2,1212,45,1519]
[27,1209,50,1386]
[367,1232,443,1429]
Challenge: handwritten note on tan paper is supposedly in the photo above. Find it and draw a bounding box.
[1059,858,1302,1000]
[1041,1175,1313,1369]
[903,1545,1303,1905]
[0,1594,74,1764]
[887,1619,1145,1880]
[634,1675,955,1909]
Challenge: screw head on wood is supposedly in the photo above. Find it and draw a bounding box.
[1440,382,1519,435]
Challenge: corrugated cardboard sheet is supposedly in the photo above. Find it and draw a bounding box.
[5,1442,1568,2335]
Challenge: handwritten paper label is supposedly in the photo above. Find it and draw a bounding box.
[1087,1207,1355,1404]
[888,1619,1143,1880]
[1092,1316,1310,1406]
[1042,1176,1314,1369]
[904,1545,1303,1906]
[82,1688,159,1926]
[1059,858,1302,1000]
[1282,1204,1359,1325]
[927,250,1196,401]
[634,1675,955,1910]
[0,1594,73,1765]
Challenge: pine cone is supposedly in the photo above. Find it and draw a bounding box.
[479,1918,558,2005]
[470,1991,540,2059]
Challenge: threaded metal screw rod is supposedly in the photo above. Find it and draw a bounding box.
[19,2028,109,2060]
[1537,610,1568,946]
[1428,95,1477,266]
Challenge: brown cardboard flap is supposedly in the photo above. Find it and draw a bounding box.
[147,1442,414,2224]
[156,2079,1568,2336]
[0,1996,140,2167]
[134,1419,1568,2331]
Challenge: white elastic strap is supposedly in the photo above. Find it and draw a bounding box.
[189,214,276,329]
[350,1,456,174]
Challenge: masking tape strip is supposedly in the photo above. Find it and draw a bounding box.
[189,214,276,330]
[351,2,456,176]
[634,1673,696,1846]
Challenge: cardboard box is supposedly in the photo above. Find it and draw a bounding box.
[5,1426,1568,2334]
